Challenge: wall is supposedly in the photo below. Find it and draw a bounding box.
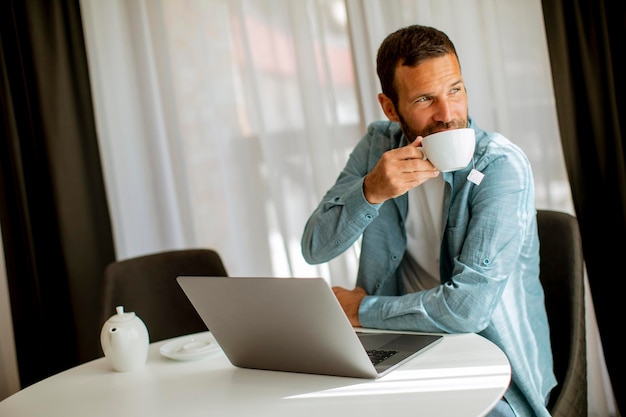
[0,229,20,401]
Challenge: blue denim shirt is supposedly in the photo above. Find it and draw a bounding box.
[301,118,557,417]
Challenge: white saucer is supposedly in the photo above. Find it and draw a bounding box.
[160,333,219,361]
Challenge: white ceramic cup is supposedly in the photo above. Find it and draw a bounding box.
[418,128,476,172]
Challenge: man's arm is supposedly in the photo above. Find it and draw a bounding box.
[301,135,438,264]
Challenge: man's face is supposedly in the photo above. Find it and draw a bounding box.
[378,54,469,143]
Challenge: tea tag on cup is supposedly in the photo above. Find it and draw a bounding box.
[467,169,484,185]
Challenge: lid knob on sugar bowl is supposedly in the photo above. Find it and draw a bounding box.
[100,305,150,372]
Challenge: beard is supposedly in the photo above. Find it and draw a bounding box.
[397,111,468,143]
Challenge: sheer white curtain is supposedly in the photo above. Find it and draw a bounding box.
[79,0,572,278]
[77,0,613,414]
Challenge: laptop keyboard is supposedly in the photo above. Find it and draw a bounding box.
[367,349,399,365]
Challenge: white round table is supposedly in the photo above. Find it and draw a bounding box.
[0,331,510,417]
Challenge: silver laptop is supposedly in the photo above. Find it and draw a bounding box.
[177,276,442,379]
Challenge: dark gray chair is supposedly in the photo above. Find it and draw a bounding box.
[101,248,228,343]
[536,210,587,417]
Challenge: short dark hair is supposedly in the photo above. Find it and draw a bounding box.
[376,25,459,106]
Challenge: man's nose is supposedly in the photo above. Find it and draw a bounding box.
[432,99,453,123]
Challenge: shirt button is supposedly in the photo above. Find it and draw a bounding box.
[483,258,490,266]
[335,240,341,245]
[365,214,373,220]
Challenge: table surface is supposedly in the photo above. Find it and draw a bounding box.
[0,331,510,417]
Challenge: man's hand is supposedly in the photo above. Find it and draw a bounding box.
[363,138,439,204]
[332,286,367,327]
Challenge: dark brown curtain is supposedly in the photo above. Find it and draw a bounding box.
[0,0,115,388]
[542,0,625,412]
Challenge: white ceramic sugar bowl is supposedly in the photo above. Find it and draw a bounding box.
[100,306,150,372]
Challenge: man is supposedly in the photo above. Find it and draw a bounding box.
[301,25,556,417]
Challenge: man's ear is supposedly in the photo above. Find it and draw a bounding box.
[377,93,400,122]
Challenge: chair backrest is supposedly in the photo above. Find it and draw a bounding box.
[536,210,587,417]
[101,249,228,343]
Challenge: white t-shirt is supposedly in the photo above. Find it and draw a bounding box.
[400,175,445,293]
